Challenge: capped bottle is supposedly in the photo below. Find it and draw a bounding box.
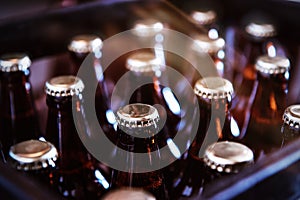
[102,187,156,200]
[125,50,181,139]
[8,139,58,188]
[110,103,168,199]
[0,54,40,159]
[190,9,218,32]
[190,77,239,160]
[68,34,116,144]
[45,75,109,199]
[193,34,226,77]
[231,21,284,138]
[244,54,290,158]
[281,104,300,146]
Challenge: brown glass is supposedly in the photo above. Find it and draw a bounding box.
[243,71,289,159]
[0,70,39,159]
[45,94,108,199]
[281,123,300,147]
[110,123,168,199]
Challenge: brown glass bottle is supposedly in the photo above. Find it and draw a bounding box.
[231,22,282,139]
[125,50,181,139]
[243,55,290,159]
[68,34,116,144]
[193,34,226,77]
[45,75,109,199]
[281,105,300,146]
[110,103,168,200]
[0,54,40,159]
[8,140,58,190]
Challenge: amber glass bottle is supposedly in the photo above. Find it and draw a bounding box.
[8,140,58,188]
[244,55,290,159]
[231,22,281,139]
[125,50,181,139]
[45,75,109,199]
[193,34,226,77]
[0,54,40,159]
[110,103,168,199]
[281,104,300,146]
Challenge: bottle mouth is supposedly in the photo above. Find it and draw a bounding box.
[0,53,31,72]
[283,104,300,129]
[245,22,276,38]
[255,55,290,75]
[45,75,84,97]
[190,10,217,26]
[102,187,156,200]
[68,34,103,54]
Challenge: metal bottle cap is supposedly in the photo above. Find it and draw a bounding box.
[283,105,300,129]
[126,51,163,73]
[9,140,58,171]
[255,55,290,74]
[103,188,156,200]
[193,34,225,54]
[45,75,84,97]
[0,53,31,72]
[191,10,217,25]
[116,103,159,128]
[204,141,254,173]
[245,22,276,38]
[194,77,233,100]
[132,19,164,37]
[68,34,103,54]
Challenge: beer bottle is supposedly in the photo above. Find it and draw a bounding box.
[125,50,181,138]
[8,139,58,189]
[110,103,168,199]
[0,53,40,159]
[281,104,300,146]
[190,76,239,160]
[190,9,218,32]
[244,54,290,159]
[45,75,109,199]
[170,141,254,199]
[231,22,280,139]
[193,34,226,77]
[68,34,116,143]
[102,187,156,200]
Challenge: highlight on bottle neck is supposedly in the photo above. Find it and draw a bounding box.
[9,139,58,171]
[126,51,164,73]
[204,141,254,173]
[68,34,103,54]
[283,104,300,129]
[0,53,31,72]
[255,54,290,75]
[45,75,84,97]
[194,77,234,100]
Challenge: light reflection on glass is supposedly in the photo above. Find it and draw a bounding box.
[95,169,110,189]
[162,87,181,115]
[167,138,181,159]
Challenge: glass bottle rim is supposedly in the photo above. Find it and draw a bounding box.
[0,53,31,72]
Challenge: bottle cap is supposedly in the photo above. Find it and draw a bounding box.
[9,140,58,171]
[132,19,164,37]
[45,75,84,97]
[191,10,217,26]
[116,103,159,128]
[255,55,290,74]
[0,53,31,72]
[126,51,163,73]
[194,77,233,100]
[245,22,276,38]
[102,188,156,200]
[68,34,103,54]
[283,104,300,129]
[204,141,254,173]
[193,34,225,54]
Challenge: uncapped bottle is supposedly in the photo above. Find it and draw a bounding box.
[0,54,40,159]
[243,54,290,159]
[110,103,168,199]
[281,104,300,146]
[45,75,109,199]
[231,22,284,138]
[8,139,58,189]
